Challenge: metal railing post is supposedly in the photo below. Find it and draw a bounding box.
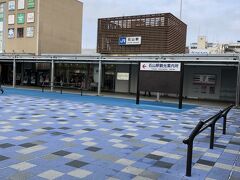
[210,123,215,149]
[222,115,227,135]
[186,141,193,177]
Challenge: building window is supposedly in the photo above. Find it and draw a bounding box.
[17,28,24,38]
[8,1,15,11]
[17,13,25,24]
[26,27,34,37]
[8,14,15,25]
[27,12,34,23]
[8,28,15,39]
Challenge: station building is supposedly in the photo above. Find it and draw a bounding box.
[97,13,187,54]
[0,0,83,54]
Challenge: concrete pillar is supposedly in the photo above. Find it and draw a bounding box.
[13,58,16,88]
[236,58,240,107]
[51,59,54,92]
[98,60,102,96]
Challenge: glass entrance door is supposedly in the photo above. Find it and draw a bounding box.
[103,64,116,92]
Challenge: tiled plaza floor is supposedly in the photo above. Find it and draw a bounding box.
[0,88,239,180]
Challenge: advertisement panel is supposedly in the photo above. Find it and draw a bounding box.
[27,13,34,23]
[8,1,15,10]
[140,63,181,72]
[119,36,141,45]
[27,0,35,9]
[8,15,15,25]
[8,28,15,39]
[17,13,25,24]
[117,73,129,80]
[26,27,34,37]
[18,0,25,10]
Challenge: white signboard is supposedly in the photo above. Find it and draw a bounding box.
[26,27,34,37]
[8,15,15,25]
[8,28,15,38]
[189,49,209,55]
[117,73,129,80]
[18,0,25,10]
[140,63,181,72]
[8,1,15,10]
[126,36,141,45]
[27,12,34,23]
[119,36,141,45]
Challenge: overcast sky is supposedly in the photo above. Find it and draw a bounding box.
[80,0,240,49]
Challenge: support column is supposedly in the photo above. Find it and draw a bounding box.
[51,59,54,92]
[13,58,16,88]
[236,58,240,107]
[157,92,160,101]
[98,60,102,96]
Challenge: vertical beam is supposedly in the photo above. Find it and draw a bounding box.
[13,58,16,88]
[51,58,54,92]
[236,58,240,107]
[136,62,140,104]
[21,62,24,85]
[128,64,132,93]
[179,62,184,109]
[98,60,102,96]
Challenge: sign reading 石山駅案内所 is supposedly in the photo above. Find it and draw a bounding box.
[140,63,181,72]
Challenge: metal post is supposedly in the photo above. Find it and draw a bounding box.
[51,58,54,92]
[179,62,184,109]
[98,60,102,96]
[236,58,240,107]
[136,62,140,104]
[186,141,193,177]
[180,0,183,20]
[223,115,227,135]
[13,58,16,88]
[210,123,215,149]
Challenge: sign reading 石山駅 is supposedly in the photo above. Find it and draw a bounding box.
[27,0,35,9]
[17,13,25,24]
[140,63,181,72]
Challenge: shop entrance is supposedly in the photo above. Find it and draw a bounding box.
[103,64,116,92]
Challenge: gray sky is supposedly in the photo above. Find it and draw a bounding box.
[80,0,240,49]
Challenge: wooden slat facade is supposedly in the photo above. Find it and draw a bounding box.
[97,13,187,54]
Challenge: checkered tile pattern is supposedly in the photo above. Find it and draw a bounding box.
[0,91,239,180]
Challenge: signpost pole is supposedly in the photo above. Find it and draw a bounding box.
[236,58,240,107]
[13,57,16,88]
[51,58,54,92]
[179,62,184,109]
[98,59,102,96]
[136,62,140,104]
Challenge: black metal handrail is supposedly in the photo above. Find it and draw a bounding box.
[183,104,234,177]
[41,82,83,96]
